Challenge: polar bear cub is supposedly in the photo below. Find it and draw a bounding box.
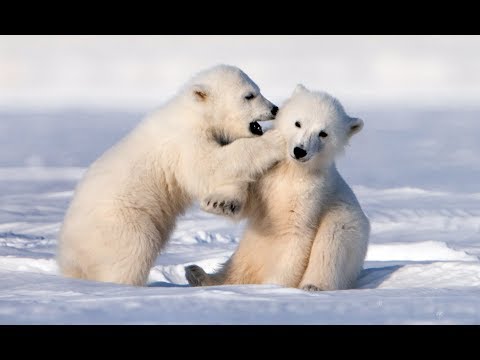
[57,65,286,286]
[186,85,370,291]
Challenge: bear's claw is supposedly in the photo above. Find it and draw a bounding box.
[201,196,242,217]
[301,284,323,292]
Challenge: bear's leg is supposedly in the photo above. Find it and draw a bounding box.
[207,129,285,182]
[196,130,285,219]
[59,262,85,280]
[91,266,149,286]
[97,224,166,286]
[299,209,370,291]
[60,213,168,286]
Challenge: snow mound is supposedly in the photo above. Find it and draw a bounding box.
[366,241,477,262]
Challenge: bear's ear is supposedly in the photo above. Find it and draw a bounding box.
[292,84,309,96]
[348,117,364,137]
[192,84,209,102]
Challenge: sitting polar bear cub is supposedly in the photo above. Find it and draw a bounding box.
[186,85,370,291]
[57,65,286,286]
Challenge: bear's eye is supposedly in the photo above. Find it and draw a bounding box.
[245,93,256,100]
[295,121,301,128]
[319,131,328,138]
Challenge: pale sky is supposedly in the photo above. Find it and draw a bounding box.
[1,35,480,110]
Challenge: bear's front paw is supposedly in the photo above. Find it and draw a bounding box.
[201,195,242,217]
[185,265,209,287]
[301,284,323,292]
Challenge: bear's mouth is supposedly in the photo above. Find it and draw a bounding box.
[290,154,309,163]
[249,121,263,136]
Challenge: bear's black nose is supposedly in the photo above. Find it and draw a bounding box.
[294,147,307,159]
[271,106,279,116]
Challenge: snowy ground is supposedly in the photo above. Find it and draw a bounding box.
[1,110,479,324]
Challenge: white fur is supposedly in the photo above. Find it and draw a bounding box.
[185,85,370,291]
[57,65,285,286]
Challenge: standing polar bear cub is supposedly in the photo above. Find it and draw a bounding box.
[186,85,370,291]
[57,65,286,286]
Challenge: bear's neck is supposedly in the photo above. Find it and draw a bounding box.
[282,158,337,180]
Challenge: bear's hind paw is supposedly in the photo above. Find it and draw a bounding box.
[185,265,209,287]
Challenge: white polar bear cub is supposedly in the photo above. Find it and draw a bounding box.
[57,65,286,286]
[186,85,370,291]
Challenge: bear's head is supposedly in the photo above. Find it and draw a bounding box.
[184,64,278,142]
[276,84,363,169]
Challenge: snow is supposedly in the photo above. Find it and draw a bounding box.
[1,36,480,324]
[1,134,479,324]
